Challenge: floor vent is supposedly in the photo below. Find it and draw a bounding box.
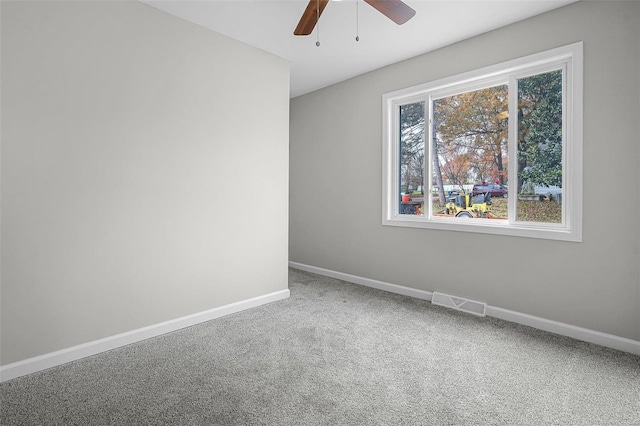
[431,292,486,317]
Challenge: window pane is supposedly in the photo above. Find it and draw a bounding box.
[516,70,563,223]
[432,85,509,219]
[399,102,425,215]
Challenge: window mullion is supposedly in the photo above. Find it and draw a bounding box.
[426,95,433,218]
[508,76,518,223]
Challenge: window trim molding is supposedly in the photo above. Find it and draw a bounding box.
[382,42,583,242]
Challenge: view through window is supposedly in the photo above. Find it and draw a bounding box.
[399,101,425,215]
[432,84,510,220]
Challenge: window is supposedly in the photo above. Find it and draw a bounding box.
[382,43,582,241]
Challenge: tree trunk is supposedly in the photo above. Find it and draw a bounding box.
[495,151,505,185]
[432,132,446,205]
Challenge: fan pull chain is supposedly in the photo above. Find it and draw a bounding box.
[316,0,321,47]
[355,0,360,41]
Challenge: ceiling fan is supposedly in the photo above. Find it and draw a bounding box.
[294,0,416,36]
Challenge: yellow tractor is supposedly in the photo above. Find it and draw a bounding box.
[445,192,492,218]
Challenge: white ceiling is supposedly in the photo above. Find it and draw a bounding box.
[143,0,577,97]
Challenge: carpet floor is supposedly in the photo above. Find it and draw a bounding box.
[1,268,639,425]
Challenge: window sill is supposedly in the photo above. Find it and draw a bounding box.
[382,215,581,242]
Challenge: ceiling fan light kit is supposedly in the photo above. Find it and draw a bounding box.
[294,0,415,45]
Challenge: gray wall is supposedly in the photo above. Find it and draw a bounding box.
[290,1,640,341]
[1,1,289,364]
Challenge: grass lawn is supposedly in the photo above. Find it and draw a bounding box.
[431,196,562,223]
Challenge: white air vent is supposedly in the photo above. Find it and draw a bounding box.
[431,292,486,317]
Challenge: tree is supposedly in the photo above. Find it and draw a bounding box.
[517,70,563,191]
[399,101,425,193]
[439,143,473,189]
[432,113,447,204]
[433,85,509,190]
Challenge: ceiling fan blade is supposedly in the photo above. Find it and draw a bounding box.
[294,0,330,36]
[364,0,416,25]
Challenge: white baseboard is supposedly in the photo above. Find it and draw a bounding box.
[0,289,290,383]
[289,261,640,356]
[486,306,640,355]
[288,261,433,301]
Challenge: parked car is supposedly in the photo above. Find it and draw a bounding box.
[472,183,508,198]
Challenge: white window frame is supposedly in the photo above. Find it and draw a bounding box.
[382,42,583,242]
